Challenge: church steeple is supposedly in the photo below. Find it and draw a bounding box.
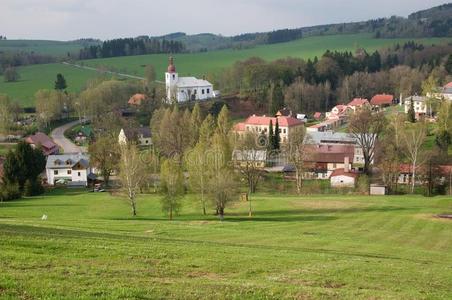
[167,56,176,73]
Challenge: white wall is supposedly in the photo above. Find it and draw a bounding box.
[331,175,355,187]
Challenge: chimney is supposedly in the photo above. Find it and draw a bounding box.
[344,156,350,173]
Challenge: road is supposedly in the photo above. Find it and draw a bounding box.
[62,62,164,84]
[50,119,86,154]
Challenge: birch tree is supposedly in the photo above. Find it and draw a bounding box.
[402,121,427,193]
[119,144,144,216]
[160,159,184,220]
[286,126,309,194]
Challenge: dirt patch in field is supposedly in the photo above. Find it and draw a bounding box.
[414,213,452,222]
[186,271,223,280]
[290,200,368,210]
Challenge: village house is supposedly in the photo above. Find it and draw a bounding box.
[325,104,352,119]
[304,145,355,179]
[397,164,452,186]
[118,127,152,147]
[128,93,147,106]
[330,162,358,188]
[25,132,59,156]
[46,153,92,187]
[232,150,267,168]
[306,131,369,165]
[370,94,395,108]
[233,114,304,143]
[404,95,431,118]
[347,98,369,112]
[165,57,216,102]
[430,82,452,101]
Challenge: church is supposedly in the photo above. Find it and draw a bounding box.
[165,57,215,102]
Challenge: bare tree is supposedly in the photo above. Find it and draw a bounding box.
[402,121,427,193]
[286,126,310,194]
[160,159,184,220]
[119,144,145,216]
[348,107,386,175]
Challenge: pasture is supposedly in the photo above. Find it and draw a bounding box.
[0,189,451,299]
[1,33,451,107]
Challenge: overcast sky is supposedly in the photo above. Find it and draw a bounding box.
[0,0,448,40]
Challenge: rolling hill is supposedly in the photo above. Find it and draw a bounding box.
[0,39,100,56]
[1,33,451,107]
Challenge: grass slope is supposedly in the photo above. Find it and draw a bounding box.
[0,189,451,299]
[0,40,96,56]
[1,34,450,107]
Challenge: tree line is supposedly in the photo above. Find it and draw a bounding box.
[212,41,452,115]
[78,38,185,59]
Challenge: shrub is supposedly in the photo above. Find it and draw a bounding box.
[24,179,45,197]
[356,175,370,195]
[0,183,21,202]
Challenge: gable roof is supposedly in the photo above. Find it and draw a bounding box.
[330,168,358,178]
[46,153,89,169]
[177,77,212,88]
[25,132,58,155]
[243,115,304,127]
[122,127,152,140]
[128,93,147,105]
[347,98,369,107]
[370,94,394,106]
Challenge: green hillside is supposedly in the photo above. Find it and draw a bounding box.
[0,39,99,56]
[0,189,451,298]
[1,33,450,107]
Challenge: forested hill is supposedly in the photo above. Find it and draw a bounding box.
[159,3,452,51]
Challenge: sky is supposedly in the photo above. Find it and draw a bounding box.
[0,0,448,40]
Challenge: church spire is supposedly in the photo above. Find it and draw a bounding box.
[167,56,176,73]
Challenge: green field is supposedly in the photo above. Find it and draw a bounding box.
[1,33,451,107]
[0,189,451,299]
[0,39,97,56]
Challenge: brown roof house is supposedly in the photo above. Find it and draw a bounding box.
[25,132,59,156]
[330,160,358,188]
[118,127,152,147]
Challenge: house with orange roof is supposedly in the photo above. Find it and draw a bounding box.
[370,94,394,107]
[128,94,147,106]
[233,114,304,143]
[347,98,369,112]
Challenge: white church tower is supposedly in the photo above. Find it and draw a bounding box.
[165,56,178,101]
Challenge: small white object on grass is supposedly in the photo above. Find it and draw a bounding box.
[41,214,48,220]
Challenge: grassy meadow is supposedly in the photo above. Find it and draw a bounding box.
[1,33,451,107]
[0,188,451,299]
[0,39,97,56]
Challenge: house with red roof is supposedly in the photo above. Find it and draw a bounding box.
[313,112,323,120]
[233,114,304,143]
[347,98,369,112]
[330,166,358,188]
[128,94,147,106]
[398,163,452,185]
[25,132,59,156]
[303,145,355,179]
[370,94,394,107]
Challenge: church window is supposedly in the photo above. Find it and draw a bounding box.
[202,89,205,94]
[207,88,210,93]
[172,74,175,80]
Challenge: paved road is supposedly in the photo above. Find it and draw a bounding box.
[62,62,164,84]
[50,119,86,154]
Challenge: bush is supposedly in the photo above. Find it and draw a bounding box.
[356,175,370,195]
[24,179,45,197]
[0,183,21,202]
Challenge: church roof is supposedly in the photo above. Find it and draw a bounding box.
[176,77,212,88]
[167,56,176,73]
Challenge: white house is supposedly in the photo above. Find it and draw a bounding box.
[330,164,358,188]
[404,95,431,117]
[118,127,152,147]
[46,153,92,186]
[165,57,214,102]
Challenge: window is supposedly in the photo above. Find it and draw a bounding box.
[78,172,81,177]
[202,89,205,95]
[54,170,58,175]
[172,74,175,80]
[283,129,286,134]
[67,170,72,175]
[207,88,210,94]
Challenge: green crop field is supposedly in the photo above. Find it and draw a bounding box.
[1,33,451,107]
[0,189,451,299]
[0,39,97,56]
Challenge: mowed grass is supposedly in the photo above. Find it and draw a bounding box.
[0,189,451,299]
[0,63,112,108]
[1,33,451,107]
